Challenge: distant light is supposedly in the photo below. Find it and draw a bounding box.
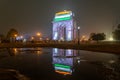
[46,38,49,40]
[78,60,80,64]
[78,26,80,29]
[31,37,34,40]
[36,32,41,36]
[40,38,42,40]
[109,60,115,64]
[23,39,26,42]
[61,37,64,41]
[14,34,17,37]
[109,37,114,41]
[20,36,23,39]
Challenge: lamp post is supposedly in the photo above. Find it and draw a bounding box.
[14,34,17,42]
[36,32,41,36]
[36,32,41,41]
[78,26,80,44]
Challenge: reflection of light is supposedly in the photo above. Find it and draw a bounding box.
[14,48,17,53]
[55,70,71,75]
[37,51,41,55]
[54,63,72,75]
[55,66,71,72]
[54,48,58,53]
[52,48,80,75]
[55,64,70,69]
[13,48,18,55]
[67,49,72,55]
[36,48,42,55]
[109,60,115,64]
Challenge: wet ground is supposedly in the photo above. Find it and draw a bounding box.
[0,48,120,80]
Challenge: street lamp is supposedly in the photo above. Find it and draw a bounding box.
[36,32,41,41]
[36,32,41,36]
[14,34,17,37]
[78,26,80,44]
[14,34,17,41]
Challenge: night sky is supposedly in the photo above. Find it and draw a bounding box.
[1,0,120,39]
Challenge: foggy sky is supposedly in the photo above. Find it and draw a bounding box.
[0,0,120,38]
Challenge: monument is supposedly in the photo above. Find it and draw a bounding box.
[52,10,77,41]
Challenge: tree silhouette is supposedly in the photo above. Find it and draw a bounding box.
[113,24,120,40]
[117,24,120,29]
[0,34,5,42]
[6,28,19,42]
[89,33,106,42]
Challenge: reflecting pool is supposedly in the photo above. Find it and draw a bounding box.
[0,48,120,80]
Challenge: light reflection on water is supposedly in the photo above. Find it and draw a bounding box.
[52,48,80,75]
[0,48,119,80]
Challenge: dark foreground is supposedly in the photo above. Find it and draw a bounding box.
[0,68,30,80]
[0,48,120,80]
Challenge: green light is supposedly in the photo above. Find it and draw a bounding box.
[55,64,71,69]
[54,17,71,22]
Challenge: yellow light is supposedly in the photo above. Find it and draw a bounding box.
[13,48,18,54]
[82,35,85,38]
[36,32,41,36]
[31,37,34,40]
[109,37,114,41]
[46,38,49,40]
[56,10,71,15]
[14,34,17,37]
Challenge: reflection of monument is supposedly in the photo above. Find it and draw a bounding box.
[52,10,77,41]
[52,48,80,75]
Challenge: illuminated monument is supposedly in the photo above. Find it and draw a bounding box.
[52,10,77,41]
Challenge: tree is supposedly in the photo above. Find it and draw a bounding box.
[117,24,120,29]
[6,28,19,42]
[89,33,106,42]
[0,34,5,42]
[113,30,120,40]
[113,24,120,40]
